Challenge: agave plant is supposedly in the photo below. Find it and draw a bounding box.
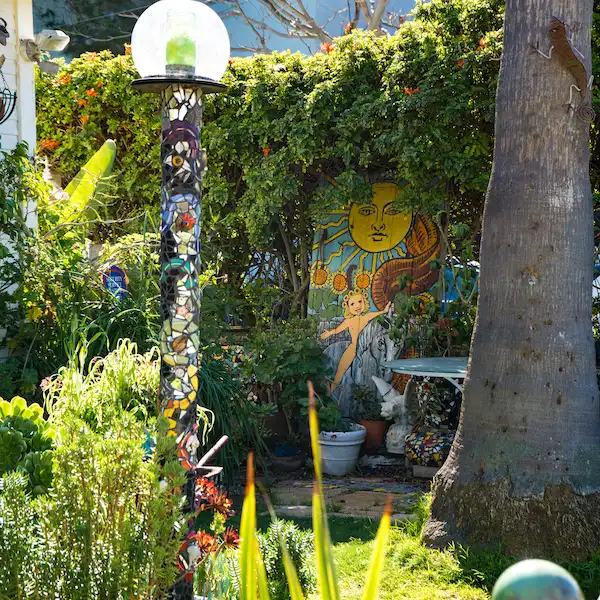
[238,381,392,600]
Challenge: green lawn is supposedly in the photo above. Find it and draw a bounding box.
[250,514,490,599]
[208,503,600,599]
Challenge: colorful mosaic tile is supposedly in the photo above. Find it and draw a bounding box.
[158,85,206,471]
[405,429,456,467]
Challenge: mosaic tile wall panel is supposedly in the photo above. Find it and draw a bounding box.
[308,182,441,416]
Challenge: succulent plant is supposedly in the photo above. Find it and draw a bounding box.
[0,397,56,495]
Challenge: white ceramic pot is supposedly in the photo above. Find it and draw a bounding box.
[319,424,367,476]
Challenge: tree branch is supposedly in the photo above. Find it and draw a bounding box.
[367,0,389,32]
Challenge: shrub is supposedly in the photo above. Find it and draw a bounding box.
[258,520,316,600]
[243,318,334,436]
[43,338,161,431]
[0,415,186,600]
[0,396,55,496]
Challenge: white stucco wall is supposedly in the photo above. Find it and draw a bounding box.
[0,0,35,149]
[0,0,36,357]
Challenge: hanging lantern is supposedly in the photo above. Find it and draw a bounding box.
[0,70,16,125]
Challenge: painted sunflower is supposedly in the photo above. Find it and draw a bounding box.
[331,270,348,294]
[354,269,372,290]
[310,263,330,288]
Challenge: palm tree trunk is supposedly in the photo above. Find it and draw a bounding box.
[424,0,600,560]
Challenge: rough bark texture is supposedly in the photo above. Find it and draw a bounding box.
[423,0,600,561]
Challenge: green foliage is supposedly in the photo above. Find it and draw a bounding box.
[353,385,381,421]
[35,0,506,318]
[0,396,55,496]
[382,223,478,358]
[0,144,49,341]
[243,318,335,434]
[36,52,160,221]
[43,338,160,431]
[258,520,316,600]
[0,416,186,599]
[195,357,268,484]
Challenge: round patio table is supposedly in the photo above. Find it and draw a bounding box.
[383,357,468,393]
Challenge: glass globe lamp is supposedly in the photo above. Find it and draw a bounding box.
[131,0,230,93]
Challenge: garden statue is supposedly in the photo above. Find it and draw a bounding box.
[372,375,414,454]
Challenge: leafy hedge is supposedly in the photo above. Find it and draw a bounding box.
[36,0,504,244]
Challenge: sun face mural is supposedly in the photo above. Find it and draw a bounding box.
[309,182,441,415]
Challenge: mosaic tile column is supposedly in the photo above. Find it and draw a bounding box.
[159,85,205,600]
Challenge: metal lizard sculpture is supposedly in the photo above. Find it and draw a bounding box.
[532,17,596,123]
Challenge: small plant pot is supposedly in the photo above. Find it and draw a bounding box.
[319,424,367,476]
[272,444,304,472]
[359,420,387,452]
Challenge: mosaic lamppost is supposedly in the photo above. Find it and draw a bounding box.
[131,1,229,597]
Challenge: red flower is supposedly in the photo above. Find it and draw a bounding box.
[85,88,98,97]
[223,527,241,549]
[194,531,217,556]
[478,38,487,48]
[228,57,234,65]
[404,87,420,96]
[262,147,270,156]
[320,42,335,53]
[457,59,465,68]
[343,22,354,35]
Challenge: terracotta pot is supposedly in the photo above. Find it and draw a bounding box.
[359,420,387,452]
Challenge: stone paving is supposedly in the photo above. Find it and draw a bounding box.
[265,477,428,522]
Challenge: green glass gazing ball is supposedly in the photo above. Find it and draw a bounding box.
[492,560,584,600]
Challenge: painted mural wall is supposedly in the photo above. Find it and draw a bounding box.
[308,182,440,416]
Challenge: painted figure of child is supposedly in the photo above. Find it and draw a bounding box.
[320,290,392,391]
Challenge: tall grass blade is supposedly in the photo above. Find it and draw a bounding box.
[239,453,257,600]
[308,381,339,600]
[257,541,271,600]
[361,496,393,600]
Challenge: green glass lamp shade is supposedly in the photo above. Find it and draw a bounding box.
[492,560,584,600]
[166,34,196,70]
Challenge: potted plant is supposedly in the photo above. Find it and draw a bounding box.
[353,385,386,452]
[309,397,366,476]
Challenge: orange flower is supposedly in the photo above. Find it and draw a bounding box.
[320,42,335,53]
[262,147,270,157]
[58,74,72,85]
[228,57,234,65]
[85,88,98,97]
[124,43,132,55]
[96,80,103,87]
[87,52,98,61]
[344,22,354,35]
[39,139,59,151]
[404,87,420,95]
[478,38,486,48]
[78,99,87,106]
[81,115,89,124]
[457,59,465,68]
